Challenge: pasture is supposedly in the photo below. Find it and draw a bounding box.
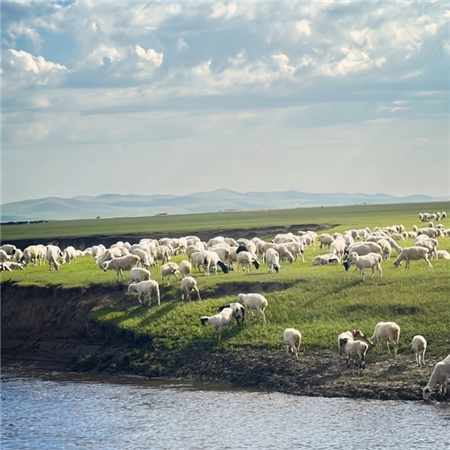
[2,201,450,362]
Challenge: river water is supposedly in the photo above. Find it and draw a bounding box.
[1,367,449,450]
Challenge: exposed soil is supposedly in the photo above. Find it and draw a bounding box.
[1,282,446,402]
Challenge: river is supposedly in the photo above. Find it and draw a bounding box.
[1,367,449,450]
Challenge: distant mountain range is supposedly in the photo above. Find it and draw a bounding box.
[1,189,448,222]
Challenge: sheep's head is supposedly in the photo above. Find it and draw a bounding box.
[422,386,432,401]
[352,329,365,338]
[274,264,281,273]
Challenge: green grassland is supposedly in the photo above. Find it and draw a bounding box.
[2,202,450,361]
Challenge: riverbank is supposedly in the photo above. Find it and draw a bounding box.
[2,282,444,402]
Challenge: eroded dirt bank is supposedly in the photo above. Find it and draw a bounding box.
[1,283,441,401]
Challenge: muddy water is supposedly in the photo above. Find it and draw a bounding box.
[1,368,449,450]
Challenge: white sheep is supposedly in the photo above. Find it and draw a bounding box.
[128,280,160,307]
[200,307,234,340]
[411,335,427,367]
[318,233,334,249]
[311,254,341,266]
[160,262,181,284]
[180,276,201,302]
[393,246,433,269]
[46,245,63,271]
[346,241,383,257]
[0,249,11,262]
[101,254,140,281]
[130,247,153,268]
[129,267,151,284]
[282,328,302,360]
[20,245,43,266]
[237,293,268,323]
[436,250,450,260]
[0,244,17,256]
[203,250,229,275]
[61,246,77,264]
[340,338,369,369]
[343,252,382,281]
[236,251,260,272]
[218,302,245,326]
[179,260,192,277]
[0,261,24,271]
[369,321,401,356]
[422,354,450,401]
[329,238,347,260]
[337,330,365,363]
[265,248,281,273]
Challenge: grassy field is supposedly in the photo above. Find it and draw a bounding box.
[2,202,450,362]
[2,200,449,241]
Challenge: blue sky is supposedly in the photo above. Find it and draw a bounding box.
[1,1,449,204]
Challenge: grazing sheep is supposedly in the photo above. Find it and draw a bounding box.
[0,249,11,262]
[236,293,268,323]
[101,254,140,281]
[200,307,234,340]
[411,335,427,367]
[345,241,383,257]
[180,276,201,301]
[179,260,192,277]
[61,246,77,264]
[20,245,43,266]
[337,330,365,363]
[318,233,334,250]
[218,302,245,326]
[203,250,229,275]
[369,321,401,356]
[340,338,369,369]
[160,262,181,284]
[343,252,382,281]
[0,244,17,256]
[130,247,153,268]
[265,248,281,273]
[422,354,450,401]
[46,245,63,271]
[329,239,347,260]
[282,328,302,360]
[393,246,433,269]
[236,251,260,272]
[128,280,160,307]
[129,267,151,284]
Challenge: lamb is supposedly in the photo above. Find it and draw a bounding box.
[265,248,281,273]
[282,328,302,360]
[218,302,245,326]
[236,251,260,272]
[127,280,160,307]
[340,338,369,369]
[369,321,401,355]
[343,252,382,281]
[200,307,234,340]
[393,246,433,269]
[101,254,140,281]
[160,262,181,284]
[411,335,427,367]
[180,276,201,301]
[337,330,365,363]
[236,293,268,323]
[179,260,192,277]
[422,354,450,401]
[129,267,151,284]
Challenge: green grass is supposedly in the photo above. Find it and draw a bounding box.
[2,201,450,360]
[2,200,450,241]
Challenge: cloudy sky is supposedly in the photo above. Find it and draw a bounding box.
[2,1,449,205]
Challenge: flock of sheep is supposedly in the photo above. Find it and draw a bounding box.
[1,209,449,401]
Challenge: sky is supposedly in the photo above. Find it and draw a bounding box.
[1,1,449,205]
